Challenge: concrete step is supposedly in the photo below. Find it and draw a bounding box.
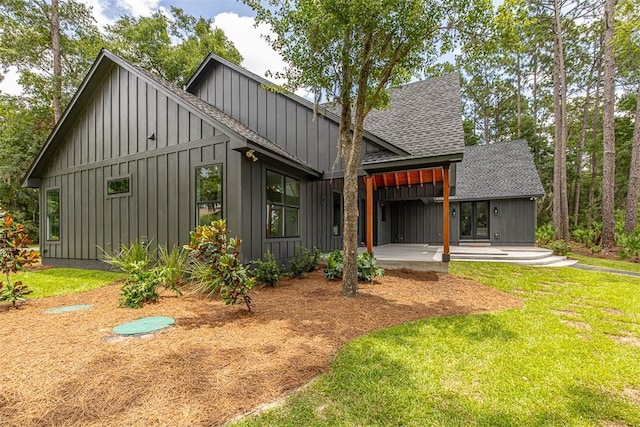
[451,250,554,261]
[453,255,575,267]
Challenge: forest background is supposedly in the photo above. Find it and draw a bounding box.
[1,0,638,254]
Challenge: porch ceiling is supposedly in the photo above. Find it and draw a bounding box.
[371,168,443,189]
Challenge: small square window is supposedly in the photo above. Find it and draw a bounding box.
[107,176,130,196]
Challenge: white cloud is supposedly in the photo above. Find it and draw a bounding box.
[0,67,23,96]
[212,12,287,84]
[115,0,160,18]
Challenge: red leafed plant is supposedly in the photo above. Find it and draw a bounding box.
[0,211,40,308]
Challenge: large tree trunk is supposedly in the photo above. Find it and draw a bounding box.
[624,83,640,232]
[50,0,62,123]
[532,50,539,163]
[552,0,569,241]
[516,52,522,139]
[601,0,617,247]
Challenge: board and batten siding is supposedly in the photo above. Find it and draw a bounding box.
[39,63,237,267]
[239,158,343,263]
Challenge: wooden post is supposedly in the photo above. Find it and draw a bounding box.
[366,176,374,254]
[442,166,450,262]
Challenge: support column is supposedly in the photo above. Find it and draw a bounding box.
[442,166,450,262]
[366,176,374,254]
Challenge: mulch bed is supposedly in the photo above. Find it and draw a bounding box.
[0,268,521,426]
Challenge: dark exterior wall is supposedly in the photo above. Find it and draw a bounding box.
[190,62,389,174]
[491,198,537,245]
[390,200,443,244]
[39,63,237,264]
[448,198,536,245]
[239,157,342,263]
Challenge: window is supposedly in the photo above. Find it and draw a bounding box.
[46,189,60,241]
[332,191,341,236]
[196,164,223,225]
[107,176,130,196]
[266,170,299,237]
[381,203,387,222]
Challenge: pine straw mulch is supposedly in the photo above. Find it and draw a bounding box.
[0,268,521,426]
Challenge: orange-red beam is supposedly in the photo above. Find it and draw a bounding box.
[366,176,374,254]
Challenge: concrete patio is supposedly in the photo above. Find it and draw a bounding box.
[361,244,577,273]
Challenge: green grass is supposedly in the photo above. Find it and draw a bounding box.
[13,268,123,298]
[570,253,640,273]
[234,262,640,426]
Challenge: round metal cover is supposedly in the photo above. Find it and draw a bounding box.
[45,304,92,314]
[112,316,175,336]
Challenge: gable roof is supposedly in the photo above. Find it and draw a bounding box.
[24,49,319,185]
[363,74,465,160]
[186,53,413,158]
[453,140,545,200]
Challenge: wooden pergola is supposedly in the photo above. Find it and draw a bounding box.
[364,166,451,261]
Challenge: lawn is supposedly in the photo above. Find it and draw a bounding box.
[569,253,640,273]
[234,262,640,426]
[15,267,123,298]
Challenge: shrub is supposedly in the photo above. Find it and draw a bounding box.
[323,250,384,282]
[535,223,555,246]
[289,246,321,277]
[186,219,255,311]
[102,241,182,308]
[617,231,640,260]
[118,262,162,308]
[571,223,601,249]
[157,245,188,295]
[323,250,343,280]
[357,252,385,283]
[251,250,282,287]
[545,239,571,256]
[0,211,39,308]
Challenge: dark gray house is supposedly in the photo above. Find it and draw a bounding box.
[24,49,543,269]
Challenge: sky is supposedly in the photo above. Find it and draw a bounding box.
[0,0,286,96]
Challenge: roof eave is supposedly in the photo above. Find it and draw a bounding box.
[363,153,464,174]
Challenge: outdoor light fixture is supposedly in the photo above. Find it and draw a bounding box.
[452,208,456,217]
[494,206,499,215]
[147,132,155,141]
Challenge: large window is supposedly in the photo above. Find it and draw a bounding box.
[266,170,299,237]
[196,164,223,225]
[46,189,60,241]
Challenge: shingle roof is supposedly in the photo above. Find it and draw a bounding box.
[120,53,318,172]
[363,74,465,159]
[453,140,545,200]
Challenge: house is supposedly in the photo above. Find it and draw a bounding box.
[23,49,543,270]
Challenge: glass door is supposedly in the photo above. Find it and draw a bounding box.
[460,201,490,240]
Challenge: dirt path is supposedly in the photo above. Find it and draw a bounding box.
[0,269,520,426]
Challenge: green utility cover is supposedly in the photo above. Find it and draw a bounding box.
[112,316,175,336]
[45,304,92,314]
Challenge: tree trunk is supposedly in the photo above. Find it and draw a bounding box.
[516,52,522,139]
[588,51,603,223]
[532,50,539,163]
[624,83,640,232]
[552,0,569,241]
[50,0,62,123]
[573,66,595,227]
[601,0,617,247]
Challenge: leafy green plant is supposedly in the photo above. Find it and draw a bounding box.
[0,211,40,307]
[323,250,384,282]
[102,241,181,308]
[617,231,640,260]
[118,262,162,308]
[571,223,602,249]
[544,239,571,256]
[289,246,321,277]
[323,250,343,280]
[535,223,555,246]
[101,240,155,274]
[251,250,282,287]
[185,219,255,311]
[357,252,385,282]
[157,245,188,295]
